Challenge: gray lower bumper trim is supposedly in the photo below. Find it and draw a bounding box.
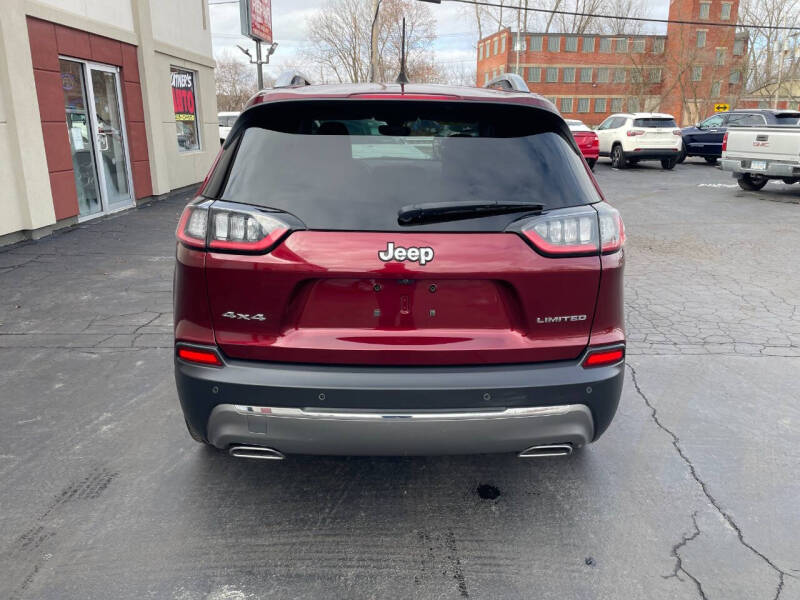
[207,403,594,456]
[721,158,800,178]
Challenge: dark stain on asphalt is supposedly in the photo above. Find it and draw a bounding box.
[585,556,597,567]
[476,484,501,500]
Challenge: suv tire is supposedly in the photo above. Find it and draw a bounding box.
[677,143,687,164]
[705,157,718,165]
[661,158,677,170]
[611,145,626,169]
[738,174,768,191]
[586,158,596,171]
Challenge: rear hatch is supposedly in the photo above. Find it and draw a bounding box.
[632,116,679,147]
[198,99,610,366]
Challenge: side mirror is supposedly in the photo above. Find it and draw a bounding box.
[696,123,704,129]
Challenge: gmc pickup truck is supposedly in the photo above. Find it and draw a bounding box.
[721,125,800,190]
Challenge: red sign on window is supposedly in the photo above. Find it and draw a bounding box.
[240,0,272,44]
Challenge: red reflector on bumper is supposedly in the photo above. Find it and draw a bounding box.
[177,347,223,366]
[582,348,624,368]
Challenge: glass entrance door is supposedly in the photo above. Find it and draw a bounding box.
[59,59,134,218]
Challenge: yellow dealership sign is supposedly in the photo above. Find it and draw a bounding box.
[714,103,730,113]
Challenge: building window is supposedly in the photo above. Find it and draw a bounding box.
[733,39,745,55]
[493,38,498,55]
[711,81,722,97]
[546,67,559,82]
[580,67,593,83]
[563,67,576,83]
[484,72,489,85]
[597,67,610,83]
[653,38,665,53]
[631,69,642,83]
[578,98,590,113]
[599,38,612,53]
[697,31,707,48]
[616,38,627,53]
[560,97,573,113]
[171,67,201,152]
[530,35,543,51]
[729,70,740,84]
[700,1,711,19]
[565,36,578,52]
[501,35,506,53]
[515,34,526,52]
[595,98,607,112]
[632,39,645,53]
[611,97,624,112]
[721,2,732,20]
[548,36,561,52]
[716,48,726,66]
[528,66,541,82]
[613,68,626,83]
[649,67,662,83]
[628,97,640,112]
[478,45,483,60]
[692,66,703,81]
[583,37,595,52]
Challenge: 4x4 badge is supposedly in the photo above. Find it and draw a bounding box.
[378,242,434,265]
[222,312,266,321]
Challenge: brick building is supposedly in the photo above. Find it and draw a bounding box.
[477,0,747,126]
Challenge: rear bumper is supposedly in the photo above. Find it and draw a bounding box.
[175,345,624,456]
[721,158,800,178]
[625,148,680,160]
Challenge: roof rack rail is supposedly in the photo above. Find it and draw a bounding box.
[274,70,313,88]
[484,73,530,92]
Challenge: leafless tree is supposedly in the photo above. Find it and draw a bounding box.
[739,0,800,102]
[304,0,436,84]
[214,51,263,112]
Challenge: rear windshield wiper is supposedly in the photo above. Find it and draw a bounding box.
[398,201,544,226]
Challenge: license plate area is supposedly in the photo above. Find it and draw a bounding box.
[296,279,512,330]
[750,160,767,170]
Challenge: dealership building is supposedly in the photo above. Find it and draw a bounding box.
[0,0,219,245]
[478,0,747,126]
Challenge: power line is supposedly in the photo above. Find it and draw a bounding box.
[443,0,800,32]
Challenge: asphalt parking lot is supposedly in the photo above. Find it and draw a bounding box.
[1,157,799,600]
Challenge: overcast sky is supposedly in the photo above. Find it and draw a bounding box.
[208,0,478,80]
[208,1,671,81]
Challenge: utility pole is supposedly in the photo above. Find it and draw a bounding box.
[515,0,522,74]
[369,0,382,83]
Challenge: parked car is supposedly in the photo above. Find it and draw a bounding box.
[679,109,800,164]
[174,77,626,460]
[596,112,682,170]
[218,111,240,144]
[720,124,800,190]
[566,119,599,170]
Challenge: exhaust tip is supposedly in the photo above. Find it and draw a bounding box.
[518,443,573,458]
[229,445,286,460]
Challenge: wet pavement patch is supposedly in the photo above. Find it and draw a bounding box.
[476,484,501,500]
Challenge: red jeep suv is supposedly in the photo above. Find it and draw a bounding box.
[174,80,625,460]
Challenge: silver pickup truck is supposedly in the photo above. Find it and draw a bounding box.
[721,125,800,190]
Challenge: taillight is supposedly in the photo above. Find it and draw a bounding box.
[672,129,682,136]
[596,202,625,253]
[722,132,728,152]
[176,346,223,366]
[514,203,624,257]
[176,200,293,253]
[582,346,625,368]
[626,129,645,137]
[176,203,209,249]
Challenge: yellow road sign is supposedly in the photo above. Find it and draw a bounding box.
[714,103,730,112]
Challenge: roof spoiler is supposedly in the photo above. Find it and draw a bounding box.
[484,73,530,92]
[274,70,312,88]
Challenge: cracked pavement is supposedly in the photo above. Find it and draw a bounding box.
[1,159,799,599]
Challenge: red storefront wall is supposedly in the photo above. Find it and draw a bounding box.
[27,17,153,221]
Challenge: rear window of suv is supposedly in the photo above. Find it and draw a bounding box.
[774,113,800,124]
[633,117,677,128]
[212,100,601,232]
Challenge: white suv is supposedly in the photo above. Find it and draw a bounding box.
[596,112,682,170]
